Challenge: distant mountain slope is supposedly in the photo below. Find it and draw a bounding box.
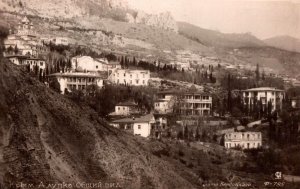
[264,35,300,53]
[178,22,265,48]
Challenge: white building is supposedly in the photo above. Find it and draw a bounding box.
[6,55,46,71]
[111,114,155,137]
[49,72,106,94]
[71,56,121,73]
[224,132,262,149]
[51,37,69,46]
[109,69,150,86]
[24,57,46,71]
[154,91,177,114]
[5,55,28,65]
[241,87,285,112]
[154,90,212,116]
[109,102,139,116]
[179,92,212,116]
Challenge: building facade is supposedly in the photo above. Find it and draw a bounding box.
[24,57,46,71]
[241,87,285,112]
[71,56,121,73]
[154,91,177,114]
[224,132,262,149]
[179,92,212,116]
[109,69,150,86]
[111,102,139,116]
[111,114,155,137]
[6,55,46,72]
[154,90,212,116]
[71,56,105,72]
[49,72,106,94]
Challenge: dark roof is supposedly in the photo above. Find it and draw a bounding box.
[108,61,120,65]
[242,87,284,92]
[5,55,29,59]
[157,90,209,96]
[25,57,45,61]
[112,114,154,124]
[116,101,137,106]
[48,72,107,79]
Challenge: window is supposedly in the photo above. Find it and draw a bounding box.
[40,62,43,66]
[142,80,145,84]
[138,125,141,129]
[130,74,132,78]
[124,73,126,77]
[96,65,98,69]
[143,74,145,78]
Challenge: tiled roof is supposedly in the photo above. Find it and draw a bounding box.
[116,101,137,106]
[112,114,154,124]
[243,87,284,92]
[48,72,107,79]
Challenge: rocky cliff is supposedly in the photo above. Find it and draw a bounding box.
[0,0,128,19]
[126,11,178,33]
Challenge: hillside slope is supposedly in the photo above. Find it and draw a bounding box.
[178,22,265,48]
[0,57,202,187]
[264,35,300,53]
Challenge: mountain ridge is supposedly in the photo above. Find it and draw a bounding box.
[264,35,300,53]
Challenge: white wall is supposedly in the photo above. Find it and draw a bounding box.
[115,106,130,115]
[224,132,262,149]
[133,122,151,137]
[110,69,150,86]
[71,56,104,72]
[55,76,104,94]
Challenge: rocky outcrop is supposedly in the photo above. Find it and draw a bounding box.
[126,11,178,33]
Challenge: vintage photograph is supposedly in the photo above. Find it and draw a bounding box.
[0,0,300,188]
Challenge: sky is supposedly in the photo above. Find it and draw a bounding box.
[127,0,300,39]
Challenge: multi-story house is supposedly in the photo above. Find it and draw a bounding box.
[49,72,106,94]
[179,92,212,116]
[24,57,46,71]
[109,69,150,86]
[241,87,285,112]
[154,90,212,116]
[224,132,262,149]
[154,91,177,114]
[6,55,46,72]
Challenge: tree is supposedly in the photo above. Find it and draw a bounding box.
[262,70,266,80]
[7,46,13,54]
[227,74,232,113]
[195,127,200,141]
[133,57,137,66]
[14,45,19,55]
[120,56,124,68]
[184,125,189,140]
[49,78,61,93]
[255,63,260,81]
